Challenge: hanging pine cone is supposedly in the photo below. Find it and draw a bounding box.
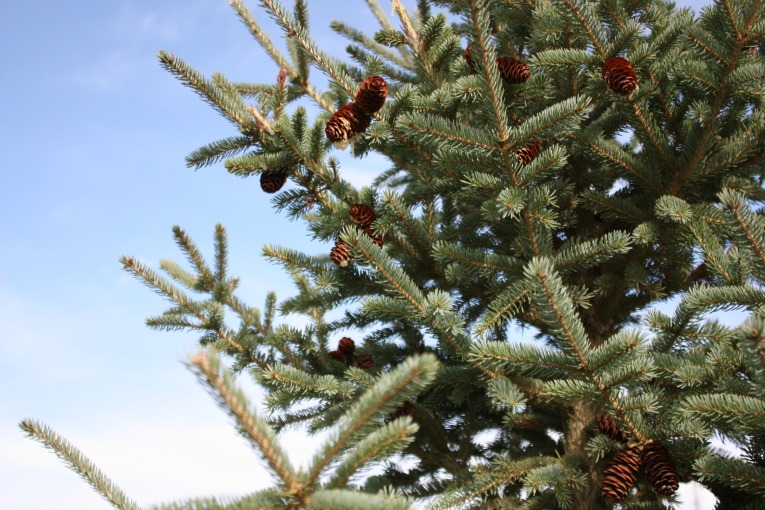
[595,413,626,442]
[355,75,388,115]
[496,56,530,84]
[259,171,288,193]
[603,56,638,96]
[601,445,643,502]
[338,337,356,354]
[641,442,679,496]
[325,102,371,147]
[355,353,374,370]
[330,240,352,267]
[464,44,477,73]
[390,400,417,421]
[515,140,542,166]
[328,350,345,362]
[350,203,376,228]
[363,227,384,248]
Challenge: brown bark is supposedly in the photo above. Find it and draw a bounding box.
[565,401,608,510]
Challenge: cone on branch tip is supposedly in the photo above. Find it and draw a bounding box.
[337,337,356,354]
[603,56,638,95]
[464,44,477,73]
[601,444,643,502]
[496,56,530,84]
[641,442,679,496]
[363,227,384,248]
[355,353,374,370]
[330,240,352,267]
[516,141,542,166]
[595,412,626,442]
[355,75,388,115]
[390,400,417,421]
[259,171,288,193]
[350,203,376,228]
[325,102,371,149]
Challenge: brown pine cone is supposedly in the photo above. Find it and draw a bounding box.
[642,442,679,496]
[350,203,376,228]
[515,140,542,166]
[363,227,384,248]
[496,56,530,84]
[355,75,388,115]
[260,171,288,193]
[355,353,374,370]
[338,337,356,354]
[595,413,626,442]
[601,445,643,502]
[330,240,352,267]
[328,350,345,362]
[603,56,638,96]
[390,400,417,421]
[464,44,477,73]
[325,102,371,146]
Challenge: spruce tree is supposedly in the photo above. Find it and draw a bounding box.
[21,0,765,508]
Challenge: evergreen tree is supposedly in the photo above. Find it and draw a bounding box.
[21,0,765,508]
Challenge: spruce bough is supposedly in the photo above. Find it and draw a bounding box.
[22,0,765,508]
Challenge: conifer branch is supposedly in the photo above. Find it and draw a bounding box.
[345,228,470,354]
[365,0,394,30]
[157,51,257,131]
[309,489,411,510]
[327,417,418,488]
[226,0,333,113]
[259,0,357,98]
[391,0,419,49]
[526,258,647,442]
[188,350,298,488]
[558,0,606,59]
[121,256,268,369]
[695,456,765,499]
[722,190,765,271]
[331,20,411,69]
[468,0,510,143]
[186,136,257,170]
[19,419,140,510]
[306,353,439,484]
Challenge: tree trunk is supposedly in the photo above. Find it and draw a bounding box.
[565,400,607,510]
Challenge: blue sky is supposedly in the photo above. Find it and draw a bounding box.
[0,0,723,508]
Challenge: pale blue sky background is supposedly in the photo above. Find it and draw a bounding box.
[0,0,723,508]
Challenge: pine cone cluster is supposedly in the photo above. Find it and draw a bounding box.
[325,76,387,149]
[515,141,542,166]
[259,171,288,193]
[595,412,626,442]
[603,56,638,96]
[641,442,679,496]
[330,204,384,266]
[327,337,373,369]
[330,239,352,267]
[600,440,680,502]
[601,444,643,502]
[497,56,530,84]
